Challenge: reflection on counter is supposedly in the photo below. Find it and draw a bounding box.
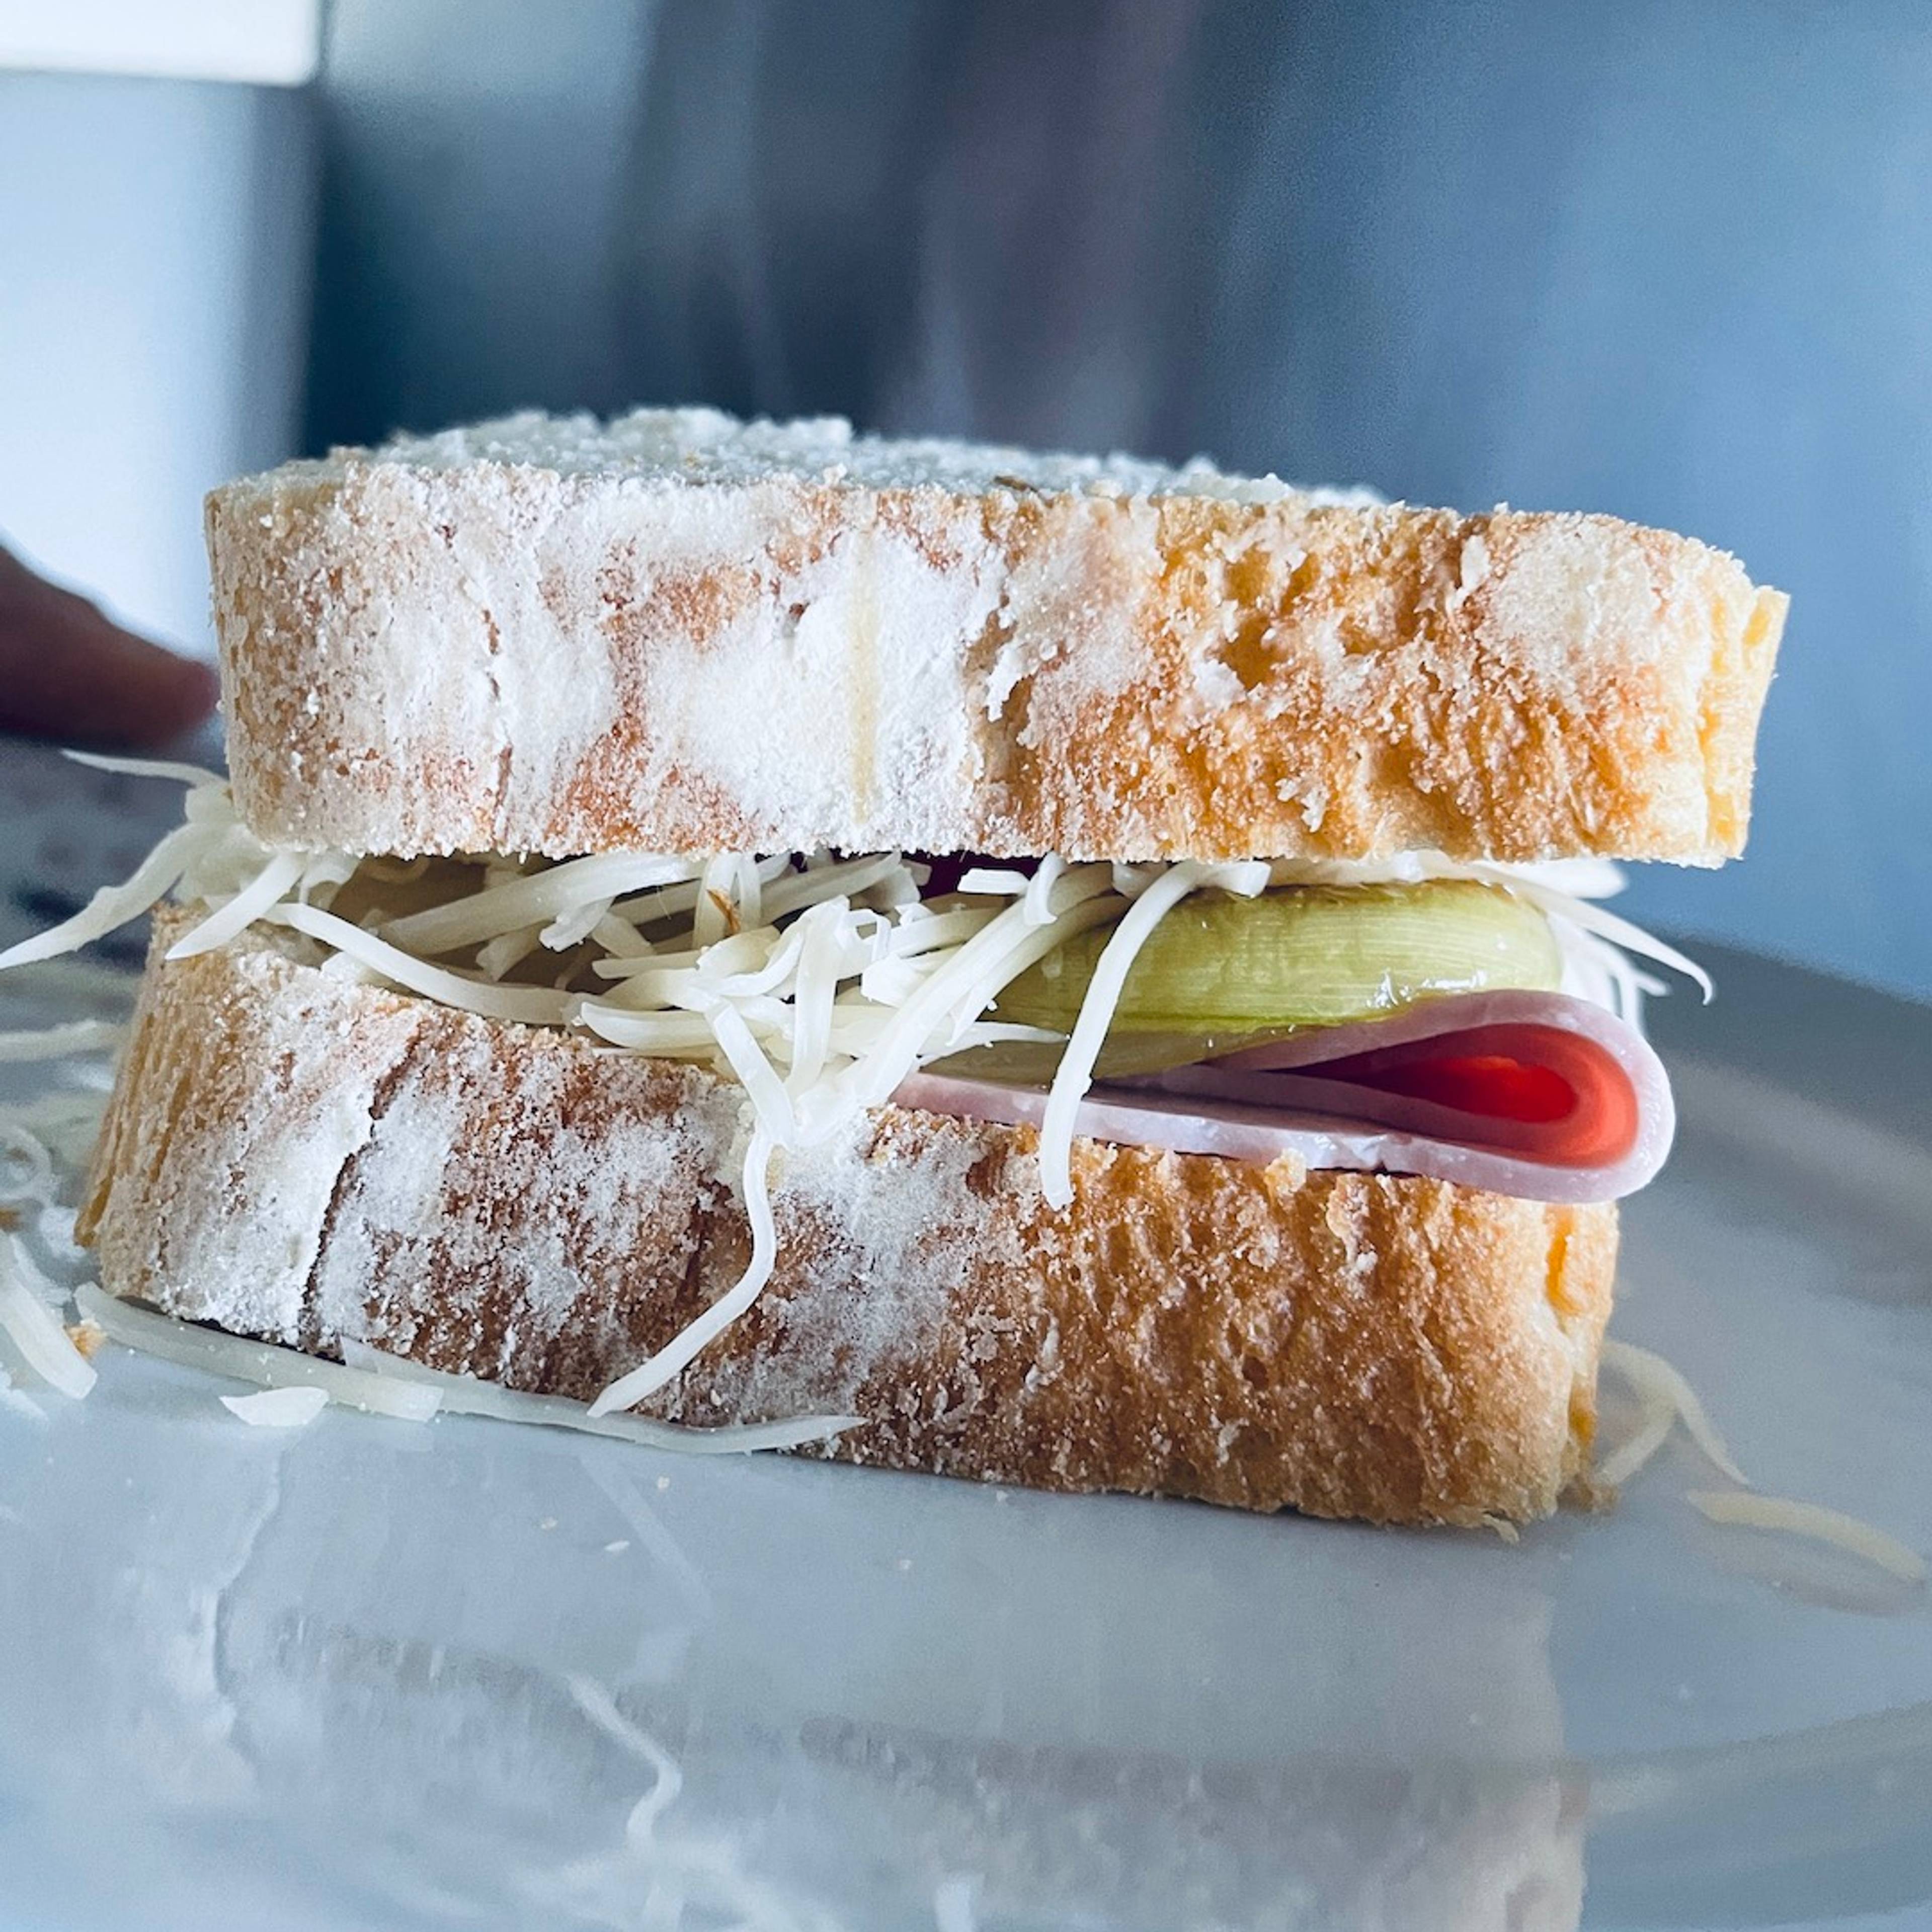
[1,1351,1582,1930]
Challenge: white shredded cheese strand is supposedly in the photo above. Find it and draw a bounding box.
[0,1238,96,1398]
[759,852,900,923]
[342,1336,856,1453]
[221,1385,329,1428]
[164,850,307,959]
[698,921,812,999]
[476,925,543,981]
[882,906,999,959]
[62,749,226,787]
[691,853,741,948]
[590,911,651,958]
[57,1270,857,1454]
[1595,1341,1923,1586]
[732,853,763,932]
[75,1283,443,1419]
[269,903,575,1026]
[931,901,1120,1051]
[1037,862,1209,1209]
[383,853,697,956]
[1552,916,1653,1026]
[1686,1490,1928,1584]
[0,1020,123,1062]
[565,1676,685,1845]
[957,865,1030,897]
[1601,1338,1749,1485]
[1594,1392,1678,1488]
[698,1002,796,1145]
[0,821,207,971]
[590,1130,779,1415]
[837,872,1120,1117]
[784,900,848,1096]
[574,1006,731,1055]
[1473,867,1715,1002]
[1022,854,1067,926]
[541,895,615,952]
[298,851,360,902]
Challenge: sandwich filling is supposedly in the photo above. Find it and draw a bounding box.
[3,753,1703,1414]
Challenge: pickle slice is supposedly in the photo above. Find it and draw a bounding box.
[940,881,1562,1080]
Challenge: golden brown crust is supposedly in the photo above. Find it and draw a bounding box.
[82,916,1617,1525]
[207,411,1783,864]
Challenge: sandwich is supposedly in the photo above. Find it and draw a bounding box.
[3,408,1784,1525]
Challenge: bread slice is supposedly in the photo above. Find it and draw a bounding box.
[208,408,1783,866]
[79,913,1616,1525]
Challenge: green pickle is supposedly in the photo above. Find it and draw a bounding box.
[946,880,1563,1081]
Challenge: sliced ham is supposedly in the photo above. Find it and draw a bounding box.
[893,991,1674,1204]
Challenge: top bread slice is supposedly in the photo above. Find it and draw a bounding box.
[208,408,1784,865]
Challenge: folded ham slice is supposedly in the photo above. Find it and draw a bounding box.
[894,991,1673,1203]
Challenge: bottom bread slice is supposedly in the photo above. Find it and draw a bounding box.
[79,915,1617,1525]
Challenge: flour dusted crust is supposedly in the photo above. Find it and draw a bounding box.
[81,916,1617,1525]
[208,408,1783,865]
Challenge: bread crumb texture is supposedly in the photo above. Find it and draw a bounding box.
[209,408,1783,865]
[82,916,1617,1525]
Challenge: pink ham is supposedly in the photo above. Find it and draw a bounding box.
[893,991,1673,1204]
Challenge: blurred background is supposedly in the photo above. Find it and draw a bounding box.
[3,0,1929,999]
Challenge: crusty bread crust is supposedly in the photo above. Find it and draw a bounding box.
[208,408,1783,865]
[80,914,1616,1525]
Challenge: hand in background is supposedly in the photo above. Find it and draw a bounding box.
[0,545,219,748]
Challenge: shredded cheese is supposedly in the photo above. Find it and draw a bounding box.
[1687,1490,1927,1584]
[1036,861,1267,1209]
[1594,1389,1678,1488]
[66,1281,858,1452]
[221,1385,328,1428]
[1,766,1698,1426]
[691,853,741,948]
[0,1236,96,1398]
[0,822,208,971]
[1022,854,1068,927]
[381,852,699,956]
[63,749,225,787]
[75,1282,443,1420]
[477,925,543,981]
[164,849,308,958]
[1037,862,1206,1208]
[1601,1338,1748,1485]
[269,903,576,1026]
[1599,1336,1925,1588]
[589,1130,780,1414]
[956,866,1029,896]
[340,1333,857,1453]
